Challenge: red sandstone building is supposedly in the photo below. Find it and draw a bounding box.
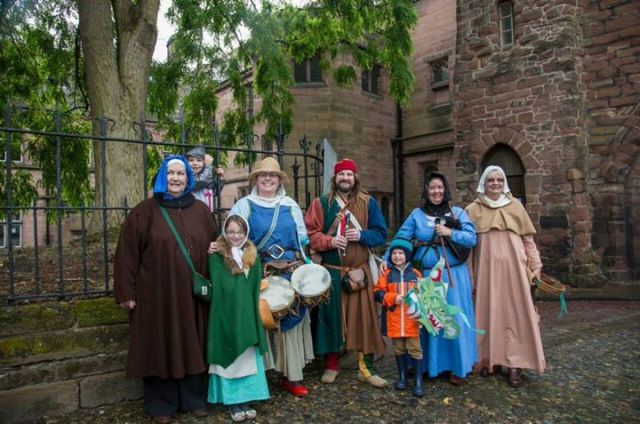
[215,0,639,286]
[3,0,638,286]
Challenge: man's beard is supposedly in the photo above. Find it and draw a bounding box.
[337,181,353,194]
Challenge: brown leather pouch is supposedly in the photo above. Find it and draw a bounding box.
[341,268,367,293]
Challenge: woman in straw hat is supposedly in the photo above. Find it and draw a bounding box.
[212,157,314,397]
[465,165,545,388]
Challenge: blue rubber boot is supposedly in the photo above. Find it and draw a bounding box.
[412,357,425,398]
[394,355,408,390]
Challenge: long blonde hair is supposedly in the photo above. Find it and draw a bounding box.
[328,173,369,205]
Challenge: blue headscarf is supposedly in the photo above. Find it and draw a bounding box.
[152,155,195,200]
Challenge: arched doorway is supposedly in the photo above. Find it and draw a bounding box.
[481,144,526,204]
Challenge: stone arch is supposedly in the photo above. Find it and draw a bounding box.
[481,143,526,204]
[600,101,640,183]
[624,154,640,279]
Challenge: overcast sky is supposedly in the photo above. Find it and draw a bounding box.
[153,1,175,62]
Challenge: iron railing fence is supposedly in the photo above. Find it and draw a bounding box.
[1,105,323,304]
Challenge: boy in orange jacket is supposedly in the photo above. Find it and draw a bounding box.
[374,237,425,397]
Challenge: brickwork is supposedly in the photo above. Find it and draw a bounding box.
[401,0,457,212]
[215,53,397,215]
[453,0,639,284]
[582,0,640,280]
[454,0,598,285]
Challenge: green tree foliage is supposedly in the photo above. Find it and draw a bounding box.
[0,1,92,214]
[2,0,416,209]
[149,0,416,163]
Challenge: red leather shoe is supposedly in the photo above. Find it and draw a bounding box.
[282,378,309,397]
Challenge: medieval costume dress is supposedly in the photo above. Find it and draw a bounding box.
[465,167,546,375]
[206,217,270,407]
[230,185,314,383]
[114,156,216,418]
[305,193,387,378]
[393,205,478,380]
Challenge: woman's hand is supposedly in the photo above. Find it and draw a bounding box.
[395,295,403,305]
[435,223,452,238]
[208,241,220,254]
[531,268,541,282]
[379,261,388,273]
[119,300,136,310]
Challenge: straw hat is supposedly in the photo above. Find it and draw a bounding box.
[248,157,288,185]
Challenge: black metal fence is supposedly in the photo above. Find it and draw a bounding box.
[1,104,323,304]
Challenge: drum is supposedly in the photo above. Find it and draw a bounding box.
[259,275,296,330]
[291,263,332,307]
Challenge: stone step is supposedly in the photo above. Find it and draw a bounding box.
[0,297,128,337]
[0,351,127,391]
[0,323,129,367]
[0,371,141,424]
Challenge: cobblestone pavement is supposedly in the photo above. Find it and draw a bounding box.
[45,301,640,423]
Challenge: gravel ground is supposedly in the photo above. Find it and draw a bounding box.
[43,301,640,423]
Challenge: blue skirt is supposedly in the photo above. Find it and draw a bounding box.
[421,263,478,378]
[208,350,270,405]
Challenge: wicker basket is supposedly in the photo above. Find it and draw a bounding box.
[535,273,566,296]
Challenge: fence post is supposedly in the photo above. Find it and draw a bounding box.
[54,110,65,298]
[32,198,41,295]
[292,157,300,204]
[138,113,149,200]
[300,135,310,208]
[276,118,285,168]
[99,117,110,291]
[315,141,323,198]
[4,101,15,302]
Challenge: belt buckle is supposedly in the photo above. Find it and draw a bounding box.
[267,244,285,259]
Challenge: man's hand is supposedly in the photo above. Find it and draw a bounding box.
[345,228,361,242]
[331,235,348,250]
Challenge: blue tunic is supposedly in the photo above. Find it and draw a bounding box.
[240,200,307,331]
[393,206,478,378]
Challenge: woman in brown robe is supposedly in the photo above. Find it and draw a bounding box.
[114,155,217,423]
[465,165,545,388]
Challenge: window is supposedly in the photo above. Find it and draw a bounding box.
[1,137,23,162]
[430,59,450,105]
[293,55,323,84]
[362,65,381,95]
[499,1,514,46]
[432,62,448,85]
[0,210,22,248]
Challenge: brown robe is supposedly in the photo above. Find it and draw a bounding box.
[114,196,217,379]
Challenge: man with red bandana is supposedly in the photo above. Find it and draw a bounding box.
[304,159,388,387]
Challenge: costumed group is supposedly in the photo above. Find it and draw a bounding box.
[114,150,546,423]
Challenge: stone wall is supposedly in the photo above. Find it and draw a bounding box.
[0,298,140,423]
[400,0,458,212]
[452,0,623,286]
[214,53,397,217]
[582,0,640,280]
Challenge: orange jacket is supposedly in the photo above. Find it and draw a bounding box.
[374,264,423,338]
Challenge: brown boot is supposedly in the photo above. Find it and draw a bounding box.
[506,367,523,388]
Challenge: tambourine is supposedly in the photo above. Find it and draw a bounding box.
[259,275,296,330]
[291,263,332,307]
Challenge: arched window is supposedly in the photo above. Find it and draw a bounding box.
[481,144,526,204]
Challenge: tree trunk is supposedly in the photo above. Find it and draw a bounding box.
[78,0,159,230]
